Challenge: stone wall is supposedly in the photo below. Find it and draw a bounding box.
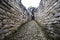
[35,0,60,40]
[0,0,28,39]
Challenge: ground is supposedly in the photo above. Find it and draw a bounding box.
[4,20,47,40]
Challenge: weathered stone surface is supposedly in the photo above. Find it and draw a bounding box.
[35,0,60,40]
[0,0,28,39]
[1,0,60,40]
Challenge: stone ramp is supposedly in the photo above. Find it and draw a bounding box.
[4,20,47,40]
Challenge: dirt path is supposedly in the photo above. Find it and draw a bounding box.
[4,20,47,40]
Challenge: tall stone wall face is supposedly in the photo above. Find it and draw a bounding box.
[35,0,60,40]
[0,0,28,39]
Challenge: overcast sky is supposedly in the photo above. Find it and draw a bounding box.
[22,0,40,8]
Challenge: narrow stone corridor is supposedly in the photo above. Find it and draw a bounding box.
[0,0,60,40]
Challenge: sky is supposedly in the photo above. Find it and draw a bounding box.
[22,0,40,8]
